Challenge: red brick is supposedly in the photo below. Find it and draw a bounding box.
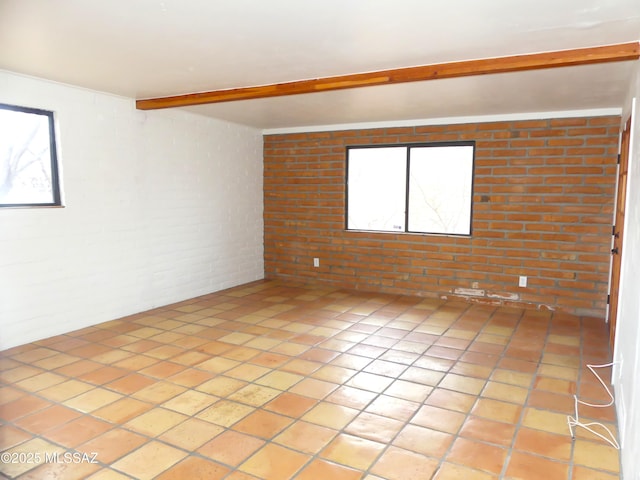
[547,138,584,146]
[528,148,566,156]
[264,115,619,317]
[509,139,546,147]
[550,118,589,127]
[529,129,567,137]
[567,127,607,136]
[477,122,512,130]
[588,116,620,126]
[566,147,605,156]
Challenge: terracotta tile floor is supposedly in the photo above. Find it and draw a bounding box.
[0,280,621,479]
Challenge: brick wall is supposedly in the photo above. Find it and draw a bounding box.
[264,116,620,317]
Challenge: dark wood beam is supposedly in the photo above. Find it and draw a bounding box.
[136,42,640,110]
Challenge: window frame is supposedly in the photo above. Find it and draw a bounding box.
[0,102,62,208]
[345,141,475,236]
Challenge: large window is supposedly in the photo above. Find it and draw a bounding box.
[346,142,474,235]
[0,103,62,207]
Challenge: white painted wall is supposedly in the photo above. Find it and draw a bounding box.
[614,62,640,480]
[0,71,264,350]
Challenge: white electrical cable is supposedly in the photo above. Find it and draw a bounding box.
[566,362,620,450]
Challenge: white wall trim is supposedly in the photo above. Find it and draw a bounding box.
[262,108,622,135]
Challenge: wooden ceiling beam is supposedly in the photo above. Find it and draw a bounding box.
[136,42,640,110]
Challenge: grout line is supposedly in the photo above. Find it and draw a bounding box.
[498,306,546,479]
[0,280,622,479]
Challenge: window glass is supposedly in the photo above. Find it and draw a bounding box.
[346,143,474,235]
[347,147,407,232]
[408,145,474,235]
[0,103,62,207]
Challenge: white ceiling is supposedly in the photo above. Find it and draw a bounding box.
[1,0,639,130]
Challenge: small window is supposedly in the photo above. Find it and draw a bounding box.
[346,142,474,235]
[0,103,62,207]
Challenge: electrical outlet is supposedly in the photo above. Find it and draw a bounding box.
[518,276,527,287]
[313,258,319,267]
